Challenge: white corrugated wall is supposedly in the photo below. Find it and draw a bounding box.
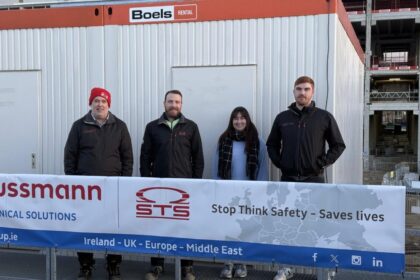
[331,18,364,184]
[0,13,363,183]
[0,27,105,174]
[104,15,334,179]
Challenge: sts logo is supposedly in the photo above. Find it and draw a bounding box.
[136,187,190,220]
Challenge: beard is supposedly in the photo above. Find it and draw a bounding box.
[296,96,311,107]
[165,107,180,118]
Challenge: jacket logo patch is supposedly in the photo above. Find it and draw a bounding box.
[82,128,96,134]
[178,131,187,136]
[281,122,295,127]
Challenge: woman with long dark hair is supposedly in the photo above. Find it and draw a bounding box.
[212,106,268,278]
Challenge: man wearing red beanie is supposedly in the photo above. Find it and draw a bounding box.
[89,87,111,107]
[64,87,133,280]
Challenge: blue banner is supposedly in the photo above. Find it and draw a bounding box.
[0,174,406,274]
[0,227,404,274]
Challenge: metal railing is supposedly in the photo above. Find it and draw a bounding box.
[0,246,339,280]
[370,90,419,101]
[343,0,420,12]
[371,55,418,68]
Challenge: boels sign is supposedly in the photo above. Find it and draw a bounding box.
[129,5,197,23]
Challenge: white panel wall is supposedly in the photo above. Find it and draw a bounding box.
[330,16,364,184]
[0,14,363,183]
[104,15,335,178]
[0,27,105,174]
[172,66,257,179]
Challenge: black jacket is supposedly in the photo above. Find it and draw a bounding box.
[140,113,204,178]
[64,111,133,176]
[266,102,345,178]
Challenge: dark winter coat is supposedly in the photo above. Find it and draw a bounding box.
[64,111,133,176]
[140,113,204,178]
[266,102,346,179]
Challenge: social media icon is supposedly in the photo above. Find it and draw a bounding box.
[372,257,383,267]
[330,254,339,264]
[351,255,362,265]
[312,253,318,262]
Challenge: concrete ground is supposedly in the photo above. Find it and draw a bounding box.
[0,248,419,280]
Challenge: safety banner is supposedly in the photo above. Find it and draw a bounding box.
[0,174,405,274]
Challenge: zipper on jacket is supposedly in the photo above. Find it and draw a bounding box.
[296,115,305,177]
[169,125,175,177]
[296,123,301,177]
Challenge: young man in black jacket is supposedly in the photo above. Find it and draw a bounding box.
[64,87,133,280]
[140,89,204,280]
[266,76,345,280]
[266,75,346,183]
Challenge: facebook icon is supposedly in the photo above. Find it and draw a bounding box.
[312,253,318,262]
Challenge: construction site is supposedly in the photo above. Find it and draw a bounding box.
[345,0,420,276]
[0,0,419,279]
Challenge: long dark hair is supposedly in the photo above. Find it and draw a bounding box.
[218,106,259,152]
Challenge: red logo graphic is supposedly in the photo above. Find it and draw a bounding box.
[136,187,190,220]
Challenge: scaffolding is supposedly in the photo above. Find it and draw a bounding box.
[344,0,420,12]
[370,90,419,101]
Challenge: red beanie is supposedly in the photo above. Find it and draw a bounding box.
[89,87,111,107]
